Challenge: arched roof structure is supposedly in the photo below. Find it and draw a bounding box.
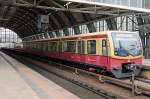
[0,0,149,38]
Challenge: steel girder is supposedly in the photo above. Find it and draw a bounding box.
[0,0,147,38]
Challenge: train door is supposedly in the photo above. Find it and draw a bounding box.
[77,40,85,63]
[86,39,97,65]
[58,41,62,58]
[101,38,109,67]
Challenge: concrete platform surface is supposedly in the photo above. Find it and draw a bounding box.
[142,59,150,69]
[141,59,150,79]
[143,59,150,66]
[0,52,80,99]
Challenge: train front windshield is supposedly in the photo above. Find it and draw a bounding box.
[112,32,142,57]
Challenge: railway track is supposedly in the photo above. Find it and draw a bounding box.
[2,50,150,98]
[135,77,150,84]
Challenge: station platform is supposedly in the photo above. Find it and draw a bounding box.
[0,51,79,99]
[141,59,150,79]
[142,59,150,69]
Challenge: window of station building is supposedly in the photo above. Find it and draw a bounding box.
[52,32,57,38]
[63,29,69,36]
[103,21,108,31]
[87,40,96,54]
[79,25,82,33]
[94,21,100,32]
[99,20,105,31]
[82,25,88,34]
[55,31,60,37]
[78,41,85,54]
[122,0,129,6]
[127,16,134,31]
[59,30,64,37]
[130,0,139,7]
[48,32,53,38]
[67,41,76,53]
[116,16,127,31]
[68,28,74,36]
[0,27,22,48]
[143,0,150,8]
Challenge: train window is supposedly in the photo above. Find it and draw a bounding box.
[26,43,28,48]
[34,43,36,49]
[40,42,42,51]
[29,43,31,48]
[29,42,32,49]
[63,41,68,52]
[78,41,84,54]
[32,43,34,49]
[40,42,43,51]
[67,41,76,52]
[102,39,108,56]
[42,42,44,51]
[35,43,38,49]
[37,42,40,50]
[24,43,26,48]
[51,42,57,51]
[58,42,62,51]
[48,42,51,51]
[43,42,48,51]
[27,43,29,48]
[28,43,31,48]
[102,40,107,47]
[33,43,35,49]
[87,40,96,54]
[38,42,41,50]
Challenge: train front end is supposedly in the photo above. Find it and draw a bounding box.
[108,31,143,78]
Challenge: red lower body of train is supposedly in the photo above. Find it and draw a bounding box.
[6,48,142,78]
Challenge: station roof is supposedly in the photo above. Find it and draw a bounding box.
[0,0,149,38]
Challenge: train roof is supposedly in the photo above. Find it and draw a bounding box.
[24,31,138,42]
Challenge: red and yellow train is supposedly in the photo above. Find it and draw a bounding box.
[16,31,143,78]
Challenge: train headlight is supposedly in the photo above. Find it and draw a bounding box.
[114,51,118,55]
